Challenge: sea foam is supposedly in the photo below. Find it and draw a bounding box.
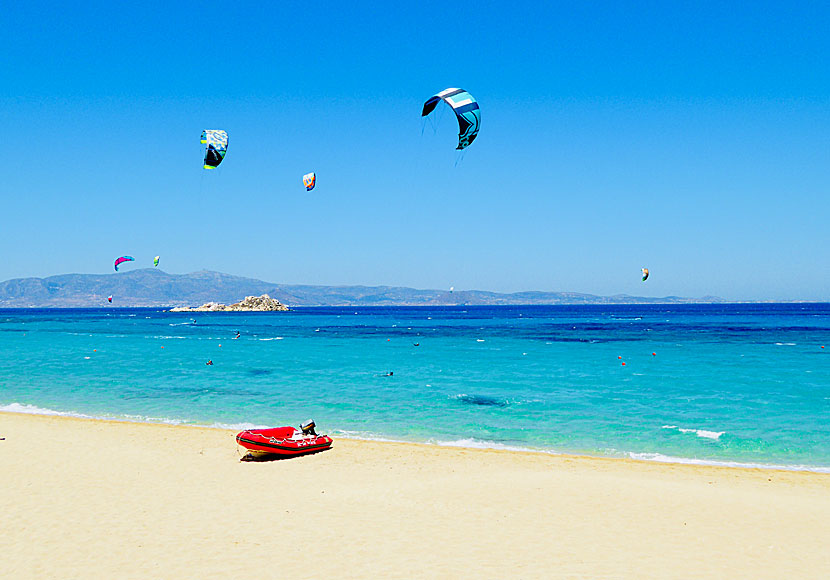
[629,452,830,473]
[662,425,725,440]
[0,402,92,417]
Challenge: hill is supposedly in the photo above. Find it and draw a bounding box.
[0,269,726,308]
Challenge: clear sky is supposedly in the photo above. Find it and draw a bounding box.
[2,1,829,300]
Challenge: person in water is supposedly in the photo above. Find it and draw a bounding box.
[206,360,213,366]
[235,331,241,339]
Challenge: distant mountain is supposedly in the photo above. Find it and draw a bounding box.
[0,269,726,308]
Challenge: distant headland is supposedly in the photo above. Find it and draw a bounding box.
[0,268,728,308]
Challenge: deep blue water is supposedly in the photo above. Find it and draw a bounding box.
[1,304,829,470]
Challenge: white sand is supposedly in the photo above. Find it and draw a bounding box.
[1,412,829,579]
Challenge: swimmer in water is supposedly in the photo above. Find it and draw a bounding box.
[386,371,394,376]
[206,360,213,366]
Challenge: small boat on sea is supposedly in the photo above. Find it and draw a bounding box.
[236,419,332,460]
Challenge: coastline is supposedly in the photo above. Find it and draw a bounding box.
[2,412,829,578]
[4,403,830,474]
[4,301,830,310]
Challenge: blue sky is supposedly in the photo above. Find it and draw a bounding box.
[2,1,829,300]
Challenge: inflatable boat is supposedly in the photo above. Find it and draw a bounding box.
[236,419,332,459]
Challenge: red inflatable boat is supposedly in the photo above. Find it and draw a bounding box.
[236,420,332,459]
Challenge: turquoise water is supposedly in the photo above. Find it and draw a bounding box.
[2,305,829,471]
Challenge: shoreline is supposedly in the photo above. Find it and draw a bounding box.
[6,410,829,476]
[2,407,829,474]
[3,301,830,309]
[3,411,829,577]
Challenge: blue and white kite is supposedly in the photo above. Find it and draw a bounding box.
[422,88,480,150]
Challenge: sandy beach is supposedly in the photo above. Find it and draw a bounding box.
[1,412,828,579]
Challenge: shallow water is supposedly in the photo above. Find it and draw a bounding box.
[2,304,829,470]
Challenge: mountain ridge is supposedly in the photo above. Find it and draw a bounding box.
[0,269,727,307]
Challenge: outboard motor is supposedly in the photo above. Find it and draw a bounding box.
[300,419,317,436]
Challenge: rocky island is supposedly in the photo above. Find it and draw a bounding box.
[169,294,288,312]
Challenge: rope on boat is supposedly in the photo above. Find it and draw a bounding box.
[236,430,329,449]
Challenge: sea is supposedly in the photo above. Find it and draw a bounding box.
[2,304,829,472]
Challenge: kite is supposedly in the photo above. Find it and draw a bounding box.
[303,172,316,191]
[114,256,134,271]
[201,130,228,169]
[642,268,649,282]
[422,88,480,150]
[153,256,160,267]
